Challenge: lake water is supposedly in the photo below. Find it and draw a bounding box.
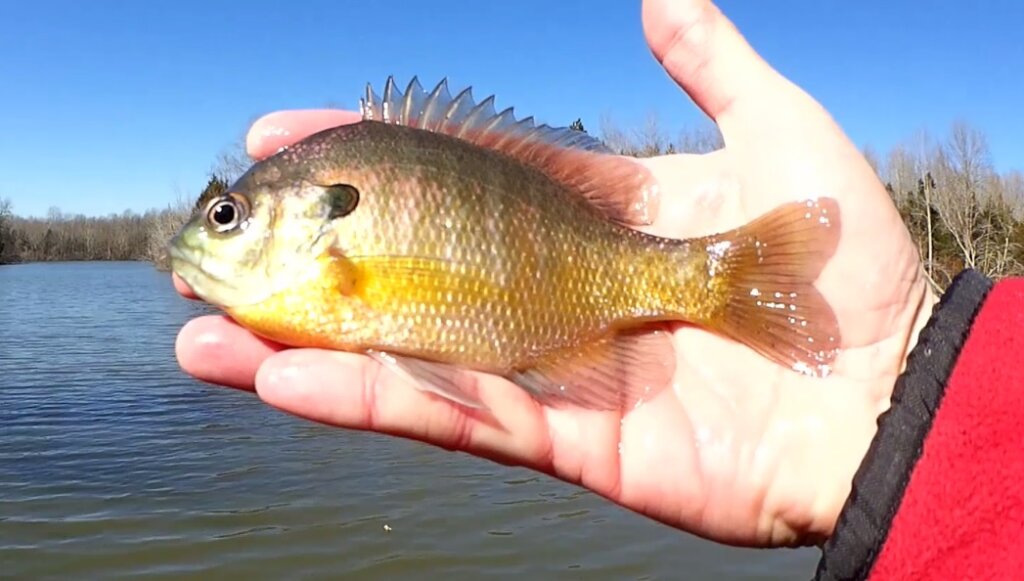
[0,262,820,579]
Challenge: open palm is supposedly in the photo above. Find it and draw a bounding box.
[175,0,934,548]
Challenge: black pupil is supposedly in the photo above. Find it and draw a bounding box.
[213,202,236,226]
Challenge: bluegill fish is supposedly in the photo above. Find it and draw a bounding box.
[170,77,840,411]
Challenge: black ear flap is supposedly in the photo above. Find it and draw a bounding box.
[324,184,360,219]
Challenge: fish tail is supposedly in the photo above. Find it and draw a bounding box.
[698,197,841,377]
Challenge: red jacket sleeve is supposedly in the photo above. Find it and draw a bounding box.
[815,271,1024,580]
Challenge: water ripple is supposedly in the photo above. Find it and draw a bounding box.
[0,262,819,579]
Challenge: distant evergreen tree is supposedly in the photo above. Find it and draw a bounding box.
[41,228,55,260]
[569,118,586,133]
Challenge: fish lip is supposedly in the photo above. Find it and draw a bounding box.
[168,243,193,267]
[168,243,219,299]
[167,241,266,309]
[168,243,206,280]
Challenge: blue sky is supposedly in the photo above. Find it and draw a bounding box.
[1,0,1021,217]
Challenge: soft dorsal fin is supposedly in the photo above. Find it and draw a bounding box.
[359,76,660,226]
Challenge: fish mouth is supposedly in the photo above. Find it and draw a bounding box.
[168,242,196,270]
[168,242,231,305]
[169,245,208,295]
[167,241,278,309]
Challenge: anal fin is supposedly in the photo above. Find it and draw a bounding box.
[506,328,676,411]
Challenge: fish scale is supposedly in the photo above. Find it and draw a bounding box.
[314,122,658,367]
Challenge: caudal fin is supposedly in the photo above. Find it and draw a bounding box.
[705,198,841,377]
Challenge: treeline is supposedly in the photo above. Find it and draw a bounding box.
[0,176,229,269]
[1,118,1021,292]
[0,138,246,268]
[868,122,1024,289]
[595,116,1024,291]
[1,206,166,263]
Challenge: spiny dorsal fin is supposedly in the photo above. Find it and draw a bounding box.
[360,77,610,152]
[359,76,659,226]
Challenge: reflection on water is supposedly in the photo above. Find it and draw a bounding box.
[0,262,819,579]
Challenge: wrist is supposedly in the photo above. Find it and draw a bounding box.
[900,281,941,377]
[806,276,938,544]
[815,269,993,579]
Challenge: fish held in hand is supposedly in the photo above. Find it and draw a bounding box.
[170,77,841,412]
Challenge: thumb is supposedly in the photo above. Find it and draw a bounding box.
[642,0,814,136]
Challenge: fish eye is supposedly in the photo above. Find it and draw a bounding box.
[206,193,250,233]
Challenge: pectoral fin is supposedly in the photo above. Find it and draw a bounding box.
[329,252,505,305]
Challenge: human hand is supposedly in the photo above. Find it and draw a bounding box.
[174,0,935,548]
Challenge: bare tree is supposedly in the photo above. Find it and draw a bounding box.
[929,121,1020,278]
[930,125,984,270]
[884,144,920,206]
[1001,170,1024,220]
[676,123,724,154]
[210,136,252,184]
[881,133,949,286]
[599,113,722,156]
[0,197,12,263]
[634,113,671,156]
[598,115,641,155]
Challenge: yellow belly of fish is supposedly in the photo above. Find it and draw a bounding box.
[225,255,373,351]
[222,252,623,370]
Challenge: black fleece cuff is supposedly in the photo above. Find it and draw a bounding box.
[812,269,994,581]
